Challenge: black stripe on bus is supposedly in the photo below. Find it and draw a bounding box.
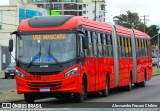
[28,15,74,28]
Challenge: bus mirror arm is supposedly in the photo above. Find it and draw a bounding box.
[80,52,85,58]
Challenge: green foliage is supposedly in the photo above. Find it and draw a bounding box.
[114,10,158,45]
[114,11,141,29]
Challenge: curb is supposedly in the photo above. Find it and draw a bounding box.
[0,99,24,104]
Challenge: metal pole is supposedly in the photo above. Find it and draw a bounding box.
[95,0,96,21]
[158,31,159,70]
[50,0,52,15]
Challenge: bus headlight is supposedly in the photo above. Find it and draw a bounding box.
[16,70,25,79]
[65,67,78,78]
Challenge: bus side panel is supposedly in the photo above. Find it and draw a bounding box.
[106,58,115,89]
[136,58,145,83]
[119,58,133,87]
[83,57,96,92]
[146,57,152,81]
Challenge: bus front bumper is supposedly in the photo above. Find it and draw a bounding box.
[16,74,82,94]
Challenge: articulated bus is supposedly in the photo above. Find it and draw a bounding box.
[9,15,152,103]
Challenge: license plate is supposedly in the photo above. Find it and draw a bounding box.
[26,76,42,80]
[10,73,14,75]
[40,88,50,92]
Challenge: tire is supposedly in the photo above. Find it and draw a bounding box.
[24,93,35,103]
[74,78,86,103]
[101,77,109,97]
[140,74,146,87]
[11,76,15,79]
[5,73,8,79]
[126,75,132,91]
[134,83,139,87]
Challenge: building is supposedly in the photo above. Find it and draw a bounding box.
[27,0,106,22]
[0,0,45,71]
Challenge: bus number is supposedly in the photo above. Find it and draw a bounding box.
[26,76,41,80]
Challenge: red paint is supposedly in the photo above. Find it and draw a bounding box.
[16,16,152,97]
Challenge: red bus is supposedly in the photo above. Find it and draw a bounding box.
[9,15,152,103]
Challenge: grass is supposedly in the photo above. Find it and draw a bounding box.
[152,70,160,75]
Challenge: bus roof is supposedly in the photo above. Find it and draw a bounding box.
[18,15,150,39]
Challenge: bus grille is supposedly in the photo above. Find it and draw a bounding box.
[28,81,62,90]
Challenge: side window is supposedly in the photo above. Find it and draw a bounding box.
[139,39,142,57]
[121,37,125,57]
[107,34,113,57]
[118,36,121,57]
[88,31,93,57]
[128,38,132,57]
[103,34,107,57]
[80,35,83,54]
[141,39,145,57]
[145,39,148,57]
[97,33,103,57]
[92,32,97,56]
[136,39,139,57]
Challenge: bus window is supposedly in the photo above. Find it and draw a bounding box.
[103,34,107,57]
[97,33,102,57]
[92,32,97,56]
[118,36,121,57]
[84,30,93,57]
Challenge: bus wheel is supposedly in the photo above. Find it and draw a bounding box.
[101,77,109,97]
[126,75,132,91]
[74,78,86,103]
[140,73,146,87]
[24,93,35,103]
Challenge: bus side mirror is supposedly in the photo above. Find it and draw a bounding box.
[9,39,13,52]
[82,37,89,49]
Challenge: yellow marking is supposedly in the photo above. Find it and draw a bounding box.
[33,35,41,40]
[32,34,66,40]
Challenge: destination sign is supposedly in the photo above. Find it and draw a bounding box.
[32,34,66,40]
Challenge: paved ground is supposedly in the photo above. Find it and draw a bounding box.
[0,74,24,103]
[0,70,160,103]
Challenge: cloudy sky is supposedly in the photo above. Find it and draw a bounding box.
[0,0,159,26]
[106,0,160,26]
[0,0,9,5]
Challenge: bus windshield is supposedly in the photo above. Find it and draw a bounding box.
[16,33,76,64]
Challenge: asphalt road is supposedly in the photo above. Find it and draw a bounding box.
[0,79,16,93]
[1,75,160,111]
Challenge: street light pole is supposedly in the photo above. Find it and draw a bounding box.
[157,25,160,70]
[95,0,96,21]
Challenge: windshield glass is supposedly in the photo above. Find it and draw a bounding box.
[16,33,76,64]
[8,62,16,67]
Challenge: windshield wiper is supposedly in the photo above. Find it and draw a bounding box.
[26,44,41,70]
[48,42,63,67]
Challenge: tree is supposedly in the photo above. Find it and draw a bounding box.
[114,11,141,28]
[114,10,158,45]
[146,25,158,45]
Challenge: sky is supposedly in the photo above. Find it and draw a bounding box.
[106,0,160,26]
[0,0,159,26]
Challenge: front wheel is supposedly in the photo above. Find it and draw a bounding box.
[74,79,86,103]
[24,93,35,103]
